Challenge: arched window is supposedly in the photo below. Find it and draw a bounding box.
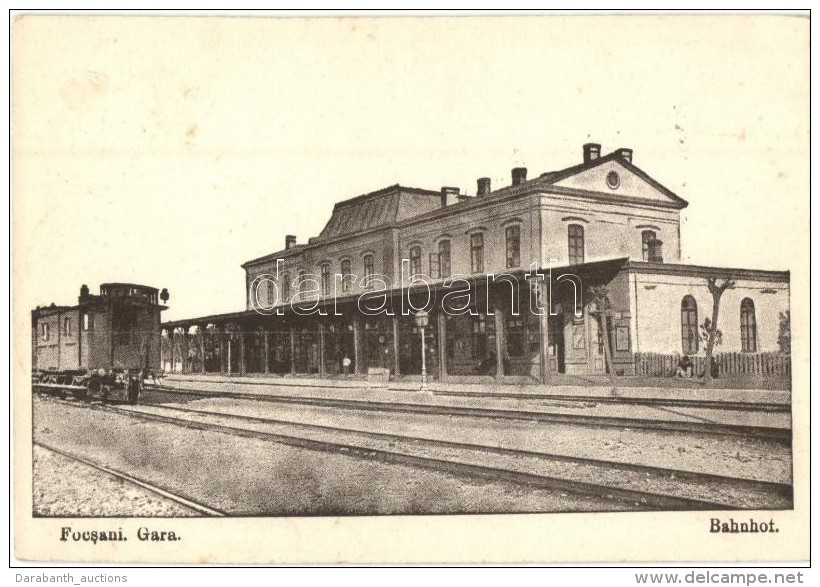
[568,224,585,265]
[267,279,275,305]
[681,295,699,354]
[642,230,656,261]
[320,264,331,296]
[505,225,521,268]
[470,233,484,273]
[409,246,422,276]
[340,259,352,293]
[282,272,291,302]
[438,240,451,278]
[363,254,375,286]
[298,270,307,297]
[740,298,757,353]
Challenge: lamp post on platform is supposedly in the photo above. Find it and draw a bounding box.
[414,309,429,392]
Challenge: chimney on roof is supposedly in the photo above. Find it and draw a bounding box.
[616,147,633,163]
[285,235,297,250]
[511,167,527,186]
[441,186,460,208]
[583,143,601,163]
[477,177,491,197]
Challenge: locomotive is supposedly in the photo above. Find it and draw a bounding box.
[31,283,168,402]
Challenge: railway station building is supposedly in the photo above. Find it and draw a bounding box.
[160,144,790,383]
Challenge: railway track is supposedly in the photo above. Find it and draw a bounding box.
[141,384,791,442]
[434,390,790,413]
[54,398,792,511]
[163,376,790,412]
[33,441,227,517]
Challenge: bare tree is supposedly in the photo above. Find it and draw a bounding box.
[703,276,735,385]
[589,286,617,393]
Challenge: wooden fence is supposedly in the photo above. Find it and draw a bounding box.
[633,352,791,378]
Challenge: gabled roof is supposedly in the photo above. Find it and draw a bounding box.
[538,151,689,208]
[317,184,441,239]
[389,151,688,233]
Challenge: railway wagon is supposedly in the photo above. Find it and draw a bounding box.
[32,283,168,402]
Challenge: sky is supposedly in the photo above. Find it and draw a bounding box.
[13,14,809,322]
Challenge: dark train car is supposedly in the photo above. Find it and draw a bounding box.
[32,283,168,401]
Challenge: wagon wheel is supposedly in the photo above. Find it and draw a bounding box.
[75,381,89,401]
[83,379,102,401]
[128,379,141,405]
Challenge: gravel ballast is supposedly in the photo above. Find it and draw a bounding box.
[122,401,791,509]
[32,444,201,517]
[33,396,633,516]
[144,391,792,483]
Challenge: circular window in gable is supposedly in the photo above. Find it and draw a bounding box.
[606,170,620,190]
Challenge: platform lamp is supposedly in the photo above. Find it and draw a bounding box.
[413,309,429,392]
[159,289,170,366]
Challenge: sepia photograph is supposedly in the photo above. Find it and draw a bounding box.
[11,12,809,565]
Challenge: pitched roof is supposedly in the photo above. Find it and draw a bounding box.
[241,184,441,268]
[540,151,689,208]
[243,149,688,268]
[318,184,441,239]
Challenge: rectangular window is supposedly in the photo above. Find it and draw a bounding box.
[641,230,656,261]
[568,225,585,265]
[470,233,484,273]
[283,273,291,301]
[40,323,50,341]
[82,313,90,331]
[438,240,451,278]
[429,253,440,279]
[63,316,71,336]
[505,226,521,268]
[649,240,663,263]
[321,264,331,296]
[642,230,663,263]
[409,246,422,277]
[299,271,308,297]
[340,259,352,293]
[363,255,374,286]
